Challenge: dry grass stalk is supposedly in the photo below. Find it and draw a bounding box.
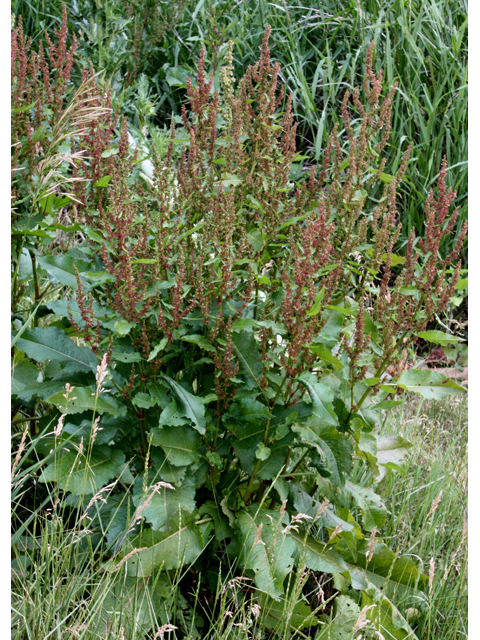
[81,480,119,520]
[328,524,343,543]
[427,490,443,519]
[91,415,102,444]
[114,547,148,571]
[366,526,378,563]
[154,623,178,638]
[252,523,265,548]
[352,604,376,633]
[11,424,29,480]
[429,557,435,595]
[54,414,65,438]
[313,498,330,523]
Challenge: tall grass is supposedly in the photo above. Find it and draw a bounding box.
[352,395,468,640]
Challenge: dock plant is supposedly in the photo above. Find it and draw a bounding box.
[11,14,466,639]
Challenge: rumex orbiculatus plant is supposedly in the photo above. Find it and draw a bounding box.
[12,22,466,639]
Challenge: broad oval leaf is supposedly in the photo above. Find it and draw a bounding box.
[158,374,206,434]
[297,374,338,427]
[118,521,204,576]
[14,327,98,372]
[396,368,466,399]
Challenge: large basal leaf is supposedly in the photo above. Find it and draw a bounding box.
[335,536,428,598]
[232,330,264,390]
[133,476,196,532]
[289,484,354,533]
[118,521,204,576]
[315,595,361,640]
[150,425,202,467]
[39,447,125,495]
[340,481,388,531]
[395,368,466,399]
[37,254,91,290]
[292,421,352,486]
[258,592,320,633]
[14,327,98,372]
[361,578,419,640]
[289,531,349,576]
[230,397,271,452]
[47,386,123,415]
[158,374,206,434]
[237,509,296,600]
[15,370,94,403]
[297,374,338,427]
[11,359,39,395]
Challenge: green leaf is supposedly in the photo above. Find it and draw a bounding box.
[396,368,466,399]
[11,360,39,395]
[39,447,125,495]
[93,175,112,188]
[379,171,395,184]
[259,593,320,633]
[255,443,271,461]
[117,521,204,576]
[341,481,388,531]
[32,124,47,143]
[237,509,296,600]
[221,173,242,187]
[15,327,98,372]
[289,531,348,575]
[308,344,343,370]
[158,374,206,434]
[100,147,119,158]
[232,330,264,390]
[417,330,465,346]
[132,392,156,409]
[361,579,420,639]
[113,319,135,336]
[16,372,93,403]
[150,426,201,467]
[133,477,196,532]
[147,337,169,361]
[292,422,352,486]
[47,386,123,416]
[374,434,412,481]
[37,255,90,290]
[297,374,338,426]
[181,334,216,352]
[306,288,325,316]
[315,595,360,639]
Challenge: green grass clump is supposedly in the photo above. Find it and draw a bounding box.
[378,396,468,639]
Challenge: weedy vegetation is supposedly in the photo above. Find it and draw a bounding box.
[11,3,467,639]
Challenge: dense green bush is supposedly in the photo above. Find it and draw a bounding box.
[11,9,466,639]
